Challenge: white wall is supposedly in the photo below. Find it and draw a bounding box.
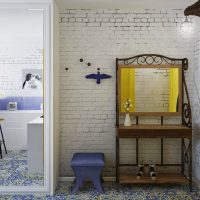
[193,17,200,184]
[51,1,60,193]
[59,9,194,177]
[0,10,43,97]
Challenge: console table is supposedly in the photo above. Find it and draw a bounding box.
[115,54,192,191]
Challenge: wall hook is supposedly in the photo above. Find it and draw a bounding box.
[79,58,91,66]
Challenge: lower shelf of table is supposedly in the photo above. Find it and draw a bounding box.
[119,174,189,184]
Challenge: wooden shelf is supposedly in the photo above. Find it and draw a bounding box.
[119,174,189,184]
[117,124,192,138]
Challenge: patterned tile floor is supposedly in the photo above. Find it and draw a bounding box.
[0,182,200,199]
[0,151,200,199]
[0,150,44,186]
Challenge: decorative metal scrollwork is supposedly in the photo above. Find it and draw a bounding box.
[182,58,189,70]
[183,103,192,127]
[119,54,184,66]
[184,152,189,163]
[182,139,192,178]
[182,74,192,128]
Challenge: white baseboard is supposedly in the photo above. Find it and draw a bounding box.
[59,176,116,182]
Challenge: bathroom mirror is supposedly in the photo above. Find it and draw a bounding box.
[118,65,182,116]
[0,4,49,192]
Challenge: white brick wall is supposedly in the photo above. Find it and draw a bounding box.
[59,9,194,177]
[0,11,43,97]
[0,38,42,97]
[192,17,200,184]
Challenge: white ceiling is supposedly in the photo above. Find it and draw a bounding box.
[56,0,197,9]
[0,10,43,37]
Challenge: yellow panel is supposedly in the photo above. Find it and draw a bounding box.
[169,68,179,112]
[120,68,135,112]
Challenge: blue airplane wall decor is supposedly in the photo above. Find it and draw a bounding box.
[85,68,112,84]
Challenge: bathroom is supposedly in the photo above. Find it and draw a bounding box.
[0,9,44,186]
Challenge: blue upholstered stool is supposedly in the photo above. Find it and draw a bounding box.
[71,153,105,194]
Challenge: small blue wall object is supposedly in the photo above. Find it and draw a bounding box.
[85,68,112,84]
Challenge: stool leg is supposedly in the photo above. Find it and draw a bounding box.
[89,168,104,193]
[0,142,2,159]
[71,167,86,194]
[73,178,76,184]
[92,177,104,193]
[101,175,104,183]
[71,177,84,194]
[0,125,7,154]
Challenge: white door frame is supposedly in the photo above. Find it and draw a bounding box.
[0,0,53,194]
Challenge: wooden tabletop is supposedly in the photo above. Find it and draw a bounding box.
[117,124,192,138]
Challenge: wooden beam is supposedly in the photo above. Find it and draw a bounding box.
[184,0,200,17]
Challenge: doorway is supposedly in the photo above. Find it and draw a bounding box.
[0,3,52,194]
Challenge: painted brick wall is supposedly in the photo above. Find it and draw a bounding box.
[0,38,42,98]
[0,11,43,98]
[59,9,194,177]
[193,17,200,184]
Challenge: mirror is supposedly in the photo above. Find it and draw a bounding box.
[119,66,182,115]
[0,8,44,186]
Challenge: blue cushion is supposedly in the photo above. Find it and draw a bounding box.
[71,153,105,167]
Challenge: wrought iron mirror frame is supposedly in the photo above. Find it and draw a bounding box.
[116,54,192,127]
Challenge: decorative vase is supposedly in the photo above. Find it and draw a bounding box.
[124,113,131,126]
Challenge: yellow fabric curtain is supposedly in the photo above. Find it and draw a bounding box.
[169,68,179,112]
[120,68,135,112]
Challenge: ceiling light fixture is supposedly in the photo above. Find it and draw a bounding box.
[180,16,193,33]
[181,0,200,33]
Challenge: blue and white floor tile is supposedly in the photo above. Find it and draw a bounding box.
[0,182,200,199]
[0,151,200,199]
[0,150,44,186]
